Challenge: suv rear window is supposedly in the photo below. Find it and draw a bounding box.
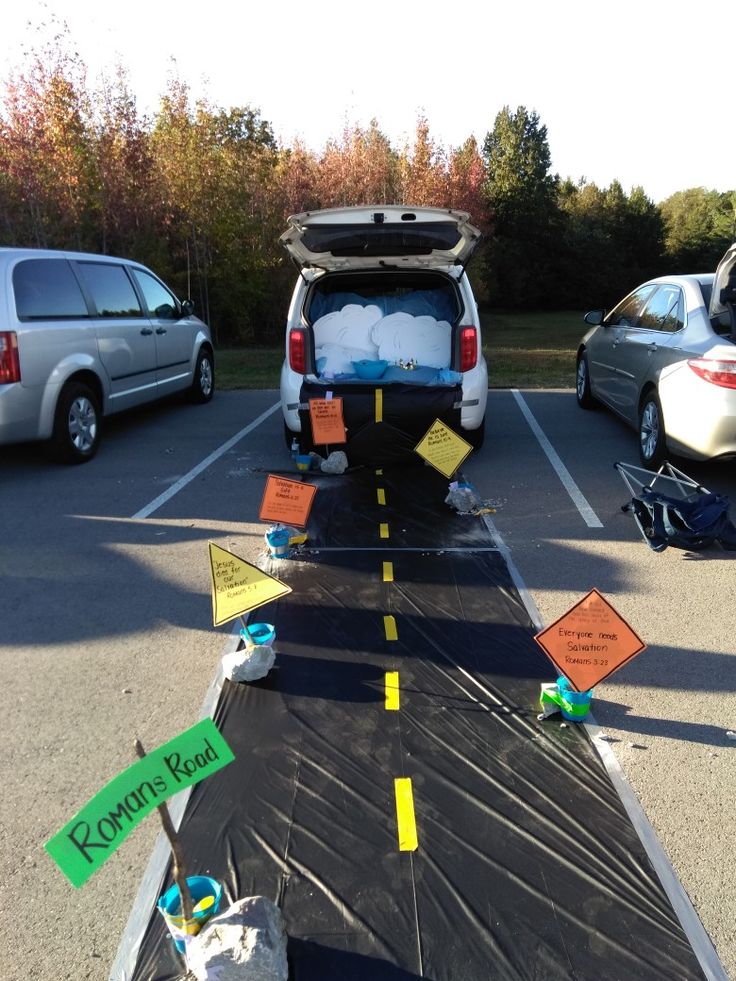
[302,222,463,257]
[307,270,460,324]
[13,259,88,320]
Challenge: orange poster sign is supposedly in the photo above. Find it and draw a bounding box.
[259,474,317,528]
[534,588,646,692]
[309,397,346,445]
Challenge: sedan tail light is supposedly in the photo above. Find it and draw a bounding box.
[687,358,736,390]
[0,331,21,383]
[289,329,307,374]
[459,326,478,372]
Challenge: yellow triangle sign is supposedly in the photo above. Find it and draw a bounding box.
[209,542,292,627]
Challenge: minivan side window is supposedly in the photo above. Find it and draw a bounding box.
[13,259,89,320]
[75,262,143,318]
[131,269,179,319]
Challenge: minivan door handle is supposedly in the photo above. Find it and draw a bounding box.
[155,327,168,335]
[140,327,153,336]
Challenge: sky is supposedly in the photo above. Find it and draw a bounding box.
[2,0,733,205]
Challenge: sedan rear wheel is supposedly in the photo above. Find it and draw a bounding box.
[638,391,667,468]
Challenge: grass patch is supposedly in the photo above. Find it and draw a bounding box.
[214,310,586,390]
[216,347,283,390]
[483,310,584,389]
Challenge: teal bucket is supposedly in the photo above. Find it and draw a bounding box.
[157,875,223,954]
[265,528,290,558]
[556,675,593,722]
[240,622,275,647]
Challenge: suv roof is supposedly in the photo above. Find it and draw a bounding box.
[279,205,482,273]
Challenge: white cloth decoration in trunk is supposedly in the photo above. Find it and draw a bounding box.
[312,304,382,354]
[315,343,365,375]
[371,313,452,369]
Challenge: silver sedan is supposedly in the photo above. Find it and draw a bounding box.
[576,244,736,466]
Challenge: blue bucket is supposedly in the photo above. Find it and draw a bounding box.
[265,528,290,557]
[157,875,223,953]
[556,675,593,722]
[240,622,275,647]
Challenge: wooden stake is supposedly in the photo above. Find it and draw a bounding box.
[134,739,193,922]
[239,615,254,645]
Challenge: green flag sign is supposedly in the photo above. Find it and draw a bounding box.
[45,718,234,887]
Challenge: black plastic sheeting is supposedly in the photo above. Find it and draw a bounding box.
[298,380,462,466]
[129,467,706,981]
[300,467,490,549]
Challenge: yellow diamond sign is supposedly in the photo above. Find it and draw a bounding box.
[414,418,473,478]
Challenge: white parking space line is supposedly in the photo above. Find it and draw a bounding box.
[511,389,603,529]
[131,401,281,519]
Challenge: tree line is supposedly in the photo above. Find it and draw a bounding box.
[1,40,734,345]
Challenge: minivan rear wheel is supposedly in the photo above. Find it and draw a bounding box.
[50,381,101,464]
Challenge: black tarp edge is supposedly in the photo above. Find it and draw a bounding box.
[109,634,234,981]
[476,509,726,981]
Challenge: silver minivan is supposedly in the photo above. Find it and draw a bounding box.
[0,248,214,462]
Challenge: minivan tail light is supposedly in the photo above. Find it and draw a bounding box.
[0,331,21,383]
[687,358,736,390]
[289,329,307,374]
[459,326,478,372]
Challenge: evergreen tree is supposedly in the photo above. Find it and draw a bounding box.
[482,106,560,308]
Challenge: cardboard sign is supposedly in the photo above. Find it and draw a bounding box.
[414,418,472,478]
[259,474,317,528]
[209,541,291,626]
[45,718,234,888]
[309,397,346,445]
[534,588,646,691]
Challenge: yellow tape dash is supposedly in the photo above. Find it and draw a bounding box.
[379,523,389,539]
[394,777,418,851]
[383,615,398,641]
[385,671,400,710]
[382,561,394,583]
[377,488,386,506]
[375,388,383,423]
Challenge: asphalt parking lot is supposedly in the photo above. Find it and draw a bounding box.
[1,388,734,980]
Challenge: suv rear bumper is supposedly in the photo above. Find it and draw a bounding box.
[296,380,463,467]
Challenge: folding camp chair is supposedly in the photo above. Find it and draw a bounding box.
[614,461,736,552]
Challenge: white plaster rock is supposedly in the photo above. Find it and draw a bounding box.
[221,644,275,683]
[188,896,288,981]
[320,450,348,474]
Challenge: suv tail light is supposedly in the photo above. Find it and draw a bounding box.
[687,358,736,390]
[0,331,20,383]
[459,326,478,372]
[289,329,307,374]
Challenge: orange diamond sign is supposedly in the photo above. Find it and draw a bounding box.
[534,588,646,692]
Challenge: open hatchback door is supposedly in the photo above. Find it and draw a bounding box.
[279,205,482,273]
